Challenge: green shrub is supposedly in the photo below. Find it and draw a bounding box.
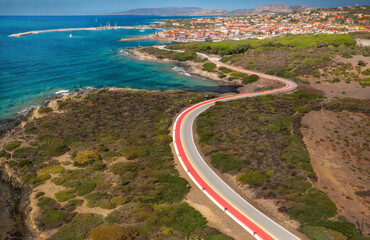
[121,147,147,159]
[89,224,139,240]
[86,192,115,209]
[12,147,37,159]
[110,162,139,175]
[283,71,297,78]
[211,152,245,173]
[50,213,104,240]
[230,71,247,79]
[38,107,53,114]
[26,173,51,186]
[245,62,256,70]
[55,189,76,202]
[242,74,259,84]
[302,226,334,240]
[154,174,189,203]
[110,196,128,206]
[219,67,232,73]
[313,220,361,239]
[279,135,311,170]
[173,51,197,61]
[35,192,45,198]
[4,141,21,151]
[341,52,353,58]
[358,60,366,66]
[0,150,11,159]
[230,43,251,54]
[287,188,337,224]
[156,203,207,235]
[37,197,59,210]
[361,68,370,76]
[238,171,267,186]
[25,126,37,132]
[206,234,234,240]
[313,70,321,78]
[46,141,70,157]
[153,135,172,146]
[74,151,100,165]
[218,72,227,78]
[68,199,84,206]
[37,209,69,230]
[37,165,64,174]
[76,181,97,196]
[202,63,217,72]
[40,121,55,129]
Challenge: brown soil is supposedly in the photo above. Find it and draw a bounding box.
[297,80,369,100]
[297,55,370,100]
[237,77,285,94]
[302,109,370,236]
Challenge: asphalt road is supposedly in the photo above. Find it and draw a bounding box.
[173,57,300,240]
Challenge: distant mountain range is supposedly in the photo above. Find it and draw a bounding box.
[112,4,320,16]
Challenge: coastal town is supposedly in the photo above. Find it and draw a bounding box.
[156,5,370,42]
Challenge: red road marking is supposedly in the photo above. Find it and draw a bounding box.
[174,62,294,240]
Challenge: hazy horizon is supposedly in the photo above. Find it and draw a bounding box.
[0,0,369,15]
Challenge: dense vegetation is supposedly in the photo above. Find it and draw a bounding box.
[139,47,197,61]
[197,91,366,239]
[169,34,370,86]
[1,89,233,240]
[169,34,357,54]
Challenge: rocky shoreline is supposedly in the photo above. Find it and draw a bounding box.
[0,84,237,240]
[0,162,33,240]
[125,48,239,84]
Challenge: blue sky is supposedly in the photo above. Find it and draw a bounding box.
[1,0,368,15]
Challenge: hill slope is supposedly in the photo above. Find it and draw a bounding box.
[112,4,319,16]
[112,7,202,15]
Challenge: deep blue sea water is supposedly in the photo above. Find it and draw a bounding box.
[0,15,230,121]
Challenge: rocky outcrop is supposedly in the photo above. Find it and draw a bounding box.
[0,162,33,239]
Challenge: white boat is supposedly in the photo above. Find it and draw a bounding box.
[69,34,72,38]
[139,29,145,32]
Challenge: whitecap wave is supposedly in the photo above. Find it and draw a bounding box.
[17,105,38,116]
[173,66,191,77]
[118,49,129,55]
[55,89,70,95]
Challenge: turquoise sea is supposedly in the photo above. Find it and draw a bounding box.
[0,15,234,121]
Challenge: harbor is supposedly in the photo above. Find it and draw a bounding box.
[9,25,162,37]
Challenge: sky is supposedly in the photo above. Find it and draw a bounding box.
[0,0,368,15]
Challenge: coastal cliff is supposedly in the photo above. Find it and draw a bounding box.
[0,161,33,239]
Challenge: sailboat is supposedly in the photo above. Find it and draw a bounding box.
[69,34,72,38]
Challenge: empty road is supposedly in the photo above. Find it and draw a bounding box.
[173,56,300,240]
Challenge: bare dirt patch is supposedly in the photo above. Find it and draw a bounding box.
[302,109,370,236]
[297,80,369,100]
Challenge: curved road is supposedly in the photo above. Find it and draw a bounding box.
[173,55,300,240]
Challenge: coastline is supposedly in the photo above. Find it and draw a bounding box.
[9,26,162,38]
[126,47,237,84]
[119,34,174,42]
[0,87,226,240]
[125,47,286,94]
